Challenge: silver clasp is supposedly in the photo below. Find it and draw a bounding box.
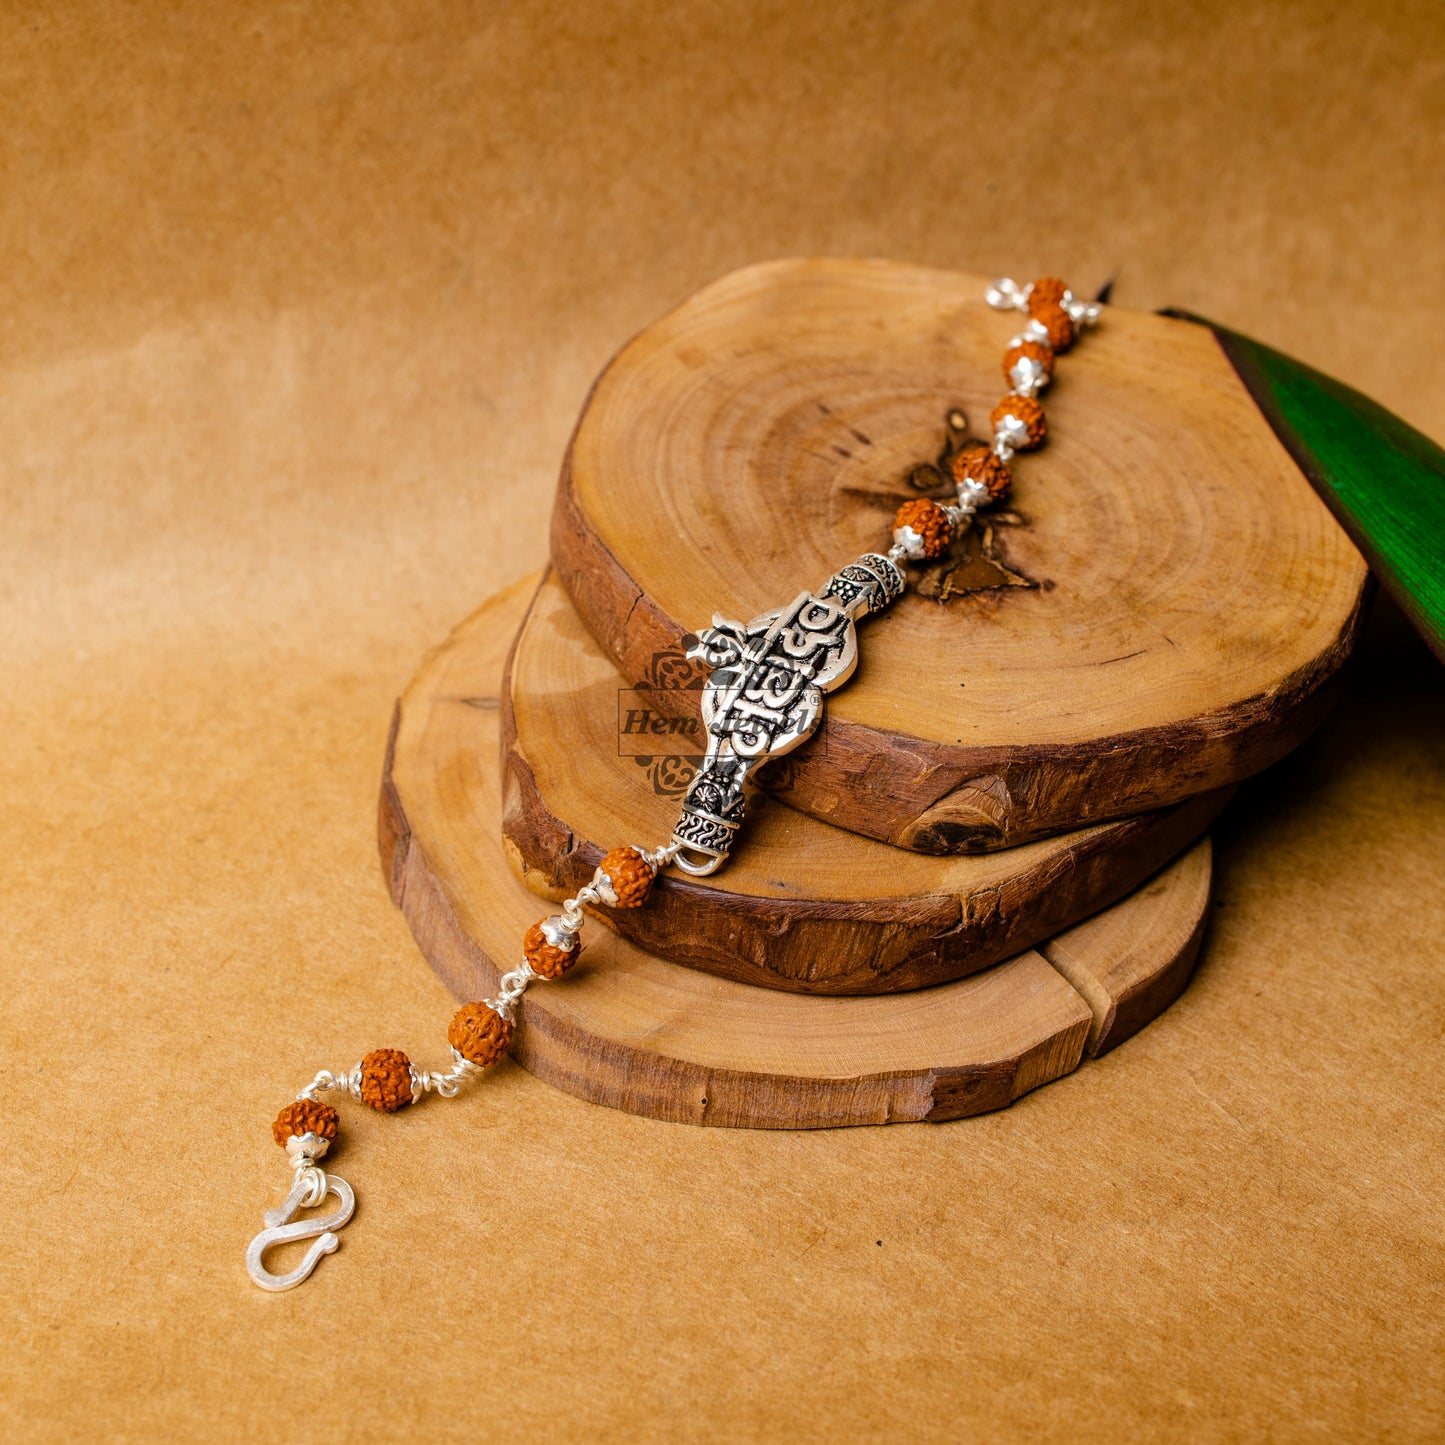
[245,1170,355,1292]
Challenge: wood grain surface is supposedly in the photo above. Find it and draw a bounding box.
[500,567,1227,993]
[552,258,1370,851]
[384,573,1213,1126]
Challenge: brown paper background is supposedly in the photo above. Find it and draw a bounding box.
[4,3,1443,1440]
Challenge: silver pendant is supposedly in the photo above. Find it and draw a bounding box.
[669,553,904,875]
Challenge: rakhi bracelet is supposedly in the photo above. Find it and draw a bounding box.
[245,275,1102,1291]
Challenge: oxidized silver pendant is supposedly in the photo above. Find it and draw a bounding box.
[669,552,904,875]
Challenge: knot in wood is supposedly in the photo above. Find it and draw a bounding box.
[272,1098,340,1148]
[523,920,581,979]
[992,394,1047,450]
[447,1001,515,1066]
[360,1047,414,1112]
[892,498,953,560]
[600,847,655,908]
[952,444,1012,501]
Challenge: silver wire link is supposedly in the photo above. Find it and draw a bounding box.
[298,1065,361,1103]
[488,960,537,1021]
[410,1048,483,1099]
[640,840,681,872]
[290,1160,329,1209]
[559,883,602,931]
[986,277,1030,312]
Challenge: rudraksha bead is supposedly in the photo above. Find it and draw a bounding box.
[271,1098,340,1148]
[523,919,580,979]
[1027,276,1069,311]
[991,394,1047,450]
[1003,338,1054,387]
[952,444,1012,501]
[1031,301,1075,352]
[447,1000,514,1067]
[891,498,953,560]
[599,847,655,908]
[360,1047,415,1112]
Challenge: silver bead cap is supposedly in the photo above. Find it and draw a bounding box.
[890,524,927,561]
[1008,357,1048,395]
[956,477,991,512]
[539,915,579,950]
[993,411,1031,449]
[285,1131,331,1164]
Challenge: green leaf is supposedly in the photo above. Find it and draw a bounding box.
[1168,313,1445,664]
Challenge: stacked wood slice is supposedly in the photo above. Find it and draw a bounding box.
[383,261,1370,1128]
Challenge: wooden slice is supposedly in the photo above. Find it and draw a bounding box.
[501,568,1229,995]
[551,258,1369,852]
[1039,838,1212,1057]
[381,573,1213,1129]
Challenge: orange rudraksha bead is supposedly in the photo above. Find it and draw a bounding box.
[951,444,1012,502]
[1027,276,1069,311]
[598,846,655,908]
[991,394,1047,451]
[1031,301,1075,352]
[523,919,580,979]
[891,498,953,560]
[447,1000,514,1067]
[1003,338,1054,388]
[272,1098,340,1148]
[360,1047,415,1112]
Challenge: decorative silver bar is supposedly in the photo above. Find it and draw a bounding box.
[669,553,904,876]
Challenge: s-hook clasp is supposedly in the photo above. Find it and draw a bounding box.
[245,1167,355,1292]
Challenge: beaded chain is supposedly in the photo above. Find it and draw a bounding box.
[246,275,1102,1290]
